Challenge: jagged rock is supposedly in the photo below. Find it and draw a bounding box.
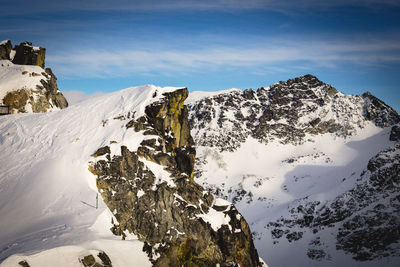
[91,88,261,266]
[362,92,400,127]
[0,40,12,60]
[188,74,400,152]
[12,41,46,68]
[390,125,400,142]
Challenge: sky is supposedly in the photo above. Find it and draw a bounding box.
[1,0,400,111]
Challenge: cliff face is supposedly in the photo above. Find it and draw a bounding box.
[0,40,68,113]
[90,88,262,266]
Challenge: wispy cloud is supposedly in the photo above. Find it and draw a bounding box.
[47,34,400,79]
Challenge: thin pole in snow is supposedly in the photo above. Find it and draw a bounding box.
[96,193,98,209]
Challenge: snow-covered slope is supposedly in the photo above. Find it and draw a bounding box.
[0,84,264,267]
[187,75,400,266]
[0,85,183,266]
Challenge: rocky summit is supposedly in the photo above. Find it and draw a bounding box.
[188,74,399,151]
[0,40,68,113]
[90,88,262,266]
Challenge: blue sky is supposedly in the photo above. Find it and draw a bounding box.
[1,0,400,111]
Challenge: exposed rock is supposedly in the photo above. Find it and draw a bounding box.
[12,41,46,68]
[79,252,112,267]
[18,260,30,267]
[41,68,68,109]
[0,40,12,60]
[2,68,68,113]
[90,88,261,266]
[390,125,400,142]
[3,89,29,113]
[188,74,400,152]
[362,92,400,127]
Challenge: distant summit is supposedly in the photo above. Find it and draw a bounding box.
[0,40,68,114]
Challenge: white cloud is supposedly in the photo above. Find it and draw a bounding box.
[47,35,400,79]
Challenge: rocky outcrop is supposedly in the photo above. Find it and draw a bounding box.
[188,74,400,152]
[0,40,68,113]
[2,67,68,113]
[390,125,400,142]
[12,41,46,68]
[0,40,12,60]
[90,88,262,266]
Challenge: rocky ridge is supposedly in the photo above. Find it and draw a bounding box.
[0,40,68,113]
[89,88,262,266]
[188,74,399,152]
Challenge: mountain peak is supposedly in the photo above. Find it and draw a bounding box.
[188,75,398,151]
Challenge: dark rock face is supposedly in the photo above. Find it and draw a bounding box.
[12,41,46,68]
[188,74,400,152]
[0,40,12,60]
[40,68,68,110]
[390,125,400,142]
[90,88,261,266]
[266,143,400,261]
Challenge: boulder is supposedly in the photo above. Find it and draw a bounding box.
[12,41,46,68]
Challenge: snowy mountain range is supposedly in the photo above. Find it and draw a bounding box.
[0,41,399,266]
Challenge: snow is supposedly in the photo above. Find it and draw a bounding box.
[186,88,241,104]
[0,84,184,264]
[141,158,176,189]
[0,60,47,102]
[9,50,15,61]
[194,121,395,267]
[197,205,231,232]
[137,189,145,198]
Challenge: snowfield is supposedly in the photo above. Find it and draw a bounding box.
[0,85,183,266]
